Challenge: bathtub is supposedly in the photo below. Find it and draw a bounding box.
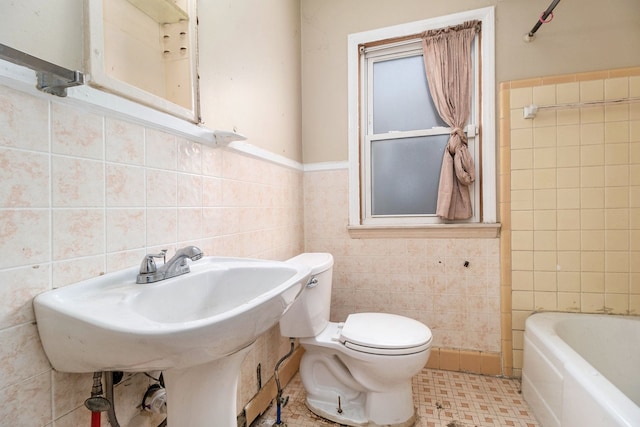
[522,312,640,427]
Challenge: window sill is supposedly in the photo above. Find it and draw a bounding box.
[346,223,501,239]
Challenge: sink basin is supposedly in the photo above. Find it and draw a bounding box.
[34,256,311,372]
[33,256,311,426]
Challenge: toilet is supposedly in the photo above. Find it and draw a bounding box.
[280,253,432,427]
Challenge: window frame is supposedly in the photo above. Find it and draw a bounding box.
[347,7,496,231]
[362,40,479,224]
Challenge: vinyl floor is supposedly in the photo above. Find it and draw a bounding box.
[252,368,540,427]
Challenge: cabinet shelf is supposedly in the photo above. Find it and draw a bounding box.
[127,0,188,24]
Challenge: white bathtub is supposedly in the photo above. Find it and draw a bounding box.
[522,312,640,427]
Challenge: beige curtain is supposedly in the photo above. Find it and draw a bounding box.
[421,21,480,220]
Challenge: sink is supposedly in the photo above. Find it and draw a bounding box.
[33,256,312,426]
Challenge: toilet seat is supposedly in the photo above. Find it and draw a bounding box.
[338,313,432,356]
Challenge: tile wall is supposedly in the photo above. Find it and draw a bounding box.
[303,169,503,373]
[500,67,640,376]
[0,83,304,426]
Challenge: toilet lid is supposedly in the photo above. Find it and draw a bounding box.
[339,313,432,356]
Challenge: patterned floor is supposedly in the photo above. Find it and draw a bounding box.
[252,368,540,427]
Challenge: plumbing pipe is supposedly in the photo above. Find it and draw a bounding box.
[272,338,295,426]
[524,0,562,42]
[104,372,121,427]
[91,411,101,427]
[85,372,111,427]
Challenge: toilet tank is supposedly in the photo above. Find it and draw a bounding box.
[279,253,334,338]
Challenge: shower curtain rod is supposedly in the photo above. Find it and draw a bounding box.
[524,0,562,42]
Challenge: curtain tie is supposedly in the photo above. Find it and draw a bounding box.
[447,127,467,155]
[451,127,467,143]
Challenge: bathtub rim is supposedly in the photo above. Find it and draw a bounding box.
[523,311,640,427]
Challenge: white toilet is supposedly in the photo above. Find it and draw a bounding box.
[280,253,432,427]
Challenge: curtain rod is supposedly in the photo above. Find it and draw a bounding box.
[0,43,83,97]
[523,0,562,42]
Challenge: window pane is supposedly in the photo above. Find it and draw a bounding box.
[372,55,447,134]
[371,135,448,216]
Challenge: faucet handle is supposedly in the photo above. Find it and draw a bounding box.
[140,249,167,274]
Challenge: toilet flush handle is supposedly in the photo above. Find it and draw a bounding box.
[306,277,319,288]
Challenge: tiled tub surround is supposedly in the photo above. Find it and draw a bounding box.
[0,83,304,426]
[303,169,503,373]
[500,67,640,376]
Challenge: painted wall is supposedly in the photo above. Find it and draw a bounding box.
[300,0,640,163]
[198,0,303,161]
[0,0,84,71]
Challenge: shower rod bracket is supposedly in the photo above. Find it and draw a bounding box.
[36,69,84,97]
[0,43,84,97]
[523,0,562,42]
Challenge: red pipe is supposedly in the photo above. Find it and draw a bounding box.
[91,411,101,427]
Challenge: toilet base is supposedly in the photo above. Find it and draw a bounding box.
[305,398,418,427]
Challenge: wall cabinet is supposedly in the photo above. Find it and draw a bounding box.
[86,0,199,122]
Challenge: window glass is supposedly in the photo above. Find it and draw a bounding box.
[372,55,447,133]
[371,135,448,215]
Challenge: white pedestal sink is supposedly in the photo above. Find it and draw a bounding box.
[33,256,311,426]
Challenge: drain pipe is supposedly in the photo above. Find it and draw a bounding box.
[272,338,295,426]
[84,372,111,427]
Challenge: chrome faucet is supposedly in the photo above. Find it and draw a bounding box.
[136,246,203,284]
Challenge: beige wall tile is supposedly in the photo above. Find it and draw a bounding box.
[556,82,580,104]
[581,292,605,312]
[556,167,580,188]
[534,147,556,168]
[580,79,605,102]
[511,149,533,170]
[581,106,605,124]
[605,104,629,122]
[605,77,629,100]
[557,272,581,292]
[557,292,581,311]
[533,85,557,106]
[105,118,145,165]
[507,72,640,376]
[51,103,104,160]
[557,230,581,251]
[557,251,581,271]
[580,144,605,167]
[0,148,49,208]
[533,271,557,292]
[581,166,604,187]
[511,128,533,149]
[557,188,580,209]
[581,188,604,208]
[557,124,580,146]
[511,210,533,230]
[510,87,532,109]
[511,169,533,190]
[605,122,630,144]
[533,210,556,230]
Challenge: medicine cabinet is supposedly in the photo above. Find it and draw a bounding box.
[85,0,199,122]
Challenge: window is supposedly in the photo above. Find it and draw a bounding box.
[347,7,496,232]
